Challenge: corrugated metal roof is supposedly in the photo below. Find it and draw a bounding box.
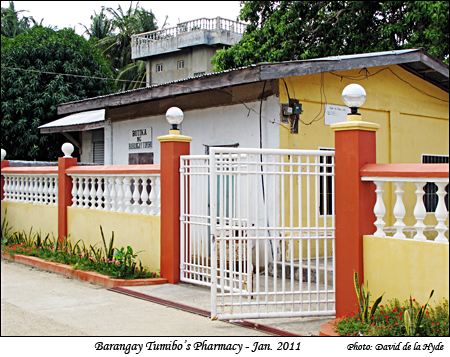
[57,49,448,115]
[39,109,105,133]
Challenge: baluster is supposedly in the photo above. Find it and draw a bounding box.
[115,177,124,212]
[140,177,149,214]
[17,176,23,202]
[23,176,31,202]
[90,177,97,208]
[52,177,58,205]
[393,182,406,238]
[373,181,386,237]
[109,177,117,211]
[103,178,111,211]
[82,177,91,208]
[28,176,34,203]
[123,177,132,213]
[11,176,18,201]
[71,177,78,207]
[32,176,39,203]
[413,182,427,241]
[149,177,156,215]
[132,177,141,213]
[4,176,11,201]
[42,176,49,205]
[434,182,448,242]
[95,177,106,209]
[155,176,161,215]
[10,176,15,201]
[77,177,84,207]
[36,176,43,204]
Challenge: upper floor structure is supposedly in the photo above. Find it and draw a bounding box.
[131,17,246,85]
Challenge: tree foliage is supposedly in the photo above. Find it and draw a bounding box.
[1,27,114,160]
[213,1,449,71]
[1,0,39,37]
[92,2,157,90]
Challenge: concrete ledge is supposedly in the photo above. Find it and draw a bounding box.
[319,319,339,336]
[1,252,167,288]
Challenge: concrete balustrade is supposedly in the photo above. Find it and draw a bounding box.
[361,164,449,243]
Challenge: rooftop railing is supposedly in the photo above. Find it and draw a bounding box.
[132,17,246,42]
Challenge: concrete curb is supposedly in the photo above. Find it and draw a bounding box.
[1,252,167,288]
[319,319,340,336]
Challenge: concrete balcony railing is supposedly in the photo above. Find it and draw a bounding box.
[131,17,247,59]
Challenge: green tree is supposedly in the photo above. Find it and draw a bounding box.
[213,1,449,71]
[1,27,114,160]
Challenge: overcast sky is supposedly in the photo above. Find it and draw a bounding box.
[1,1,243,34]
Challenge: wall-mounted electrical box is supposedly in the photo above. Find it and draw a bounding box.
[280,98,303,133]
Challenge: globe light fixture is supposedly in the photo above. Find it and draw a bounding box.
[166,107,184,131]
[342,83,366,115]
[61,142,74,158]
[1,149,6,161]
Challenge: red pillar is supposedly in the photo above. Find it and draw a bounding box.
[1,159,9,201]
[332,119,379,317]
[58,156,77,243]
[158,131,191,283]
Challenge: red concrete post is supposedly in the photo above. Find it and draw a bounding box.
[158,129,191,284]
[331,117,379,318]
[58,144,77,243]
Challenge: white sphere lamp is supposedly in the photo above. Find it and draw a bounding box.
[1,149,6,161]
[342,84,366,115]
[61,142,74,158]
[166,107,184,131]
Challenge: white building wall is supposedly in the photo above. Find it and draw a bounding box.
[111,95,280,164]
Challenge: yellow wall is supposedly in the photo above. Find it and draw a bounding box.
[67,207,160,272]
[1,201,58,238]
[279,65,448,159]
[279,65,449,230]
[364,235,449,305]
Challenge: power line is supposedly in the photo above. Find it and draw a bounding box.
[1,66,146,85]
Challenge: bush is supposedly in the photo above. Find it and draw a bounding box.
[1,222,157,279]
[336,298,449,336]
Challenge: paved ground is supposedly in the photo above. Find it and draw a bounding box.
[1,259,331,336]
[1,260,268,336]
[128,284,331,336]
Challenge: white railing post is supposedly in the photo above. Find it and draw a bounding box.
[393,182,406,238]
[413,182,427,241]
[71,177,78,207]
[434,182,448,242]
[132,177,141,213]
[123,177,132,213]
[373,181,386,237]
[140,177,149,214]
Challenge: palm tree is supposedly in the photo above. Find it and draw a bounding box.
[97,2,157,90]
[1,1,35,37]
[81,7,112,40]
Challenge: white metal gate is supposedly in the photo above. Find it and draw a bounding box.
[209,148,336,320]
[180,155,252,289]
[180,155,212,286]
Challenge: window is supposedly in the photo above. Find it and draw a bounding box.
[177,60,185,70]
[92,129,104,164]
[319,148,334,215]
[156,63,163,72]
[193,71,206,77]
[422,155,449,212]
